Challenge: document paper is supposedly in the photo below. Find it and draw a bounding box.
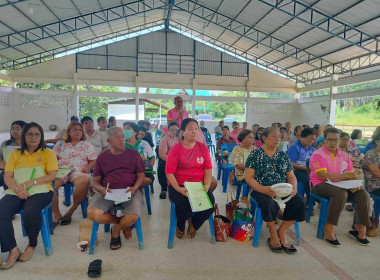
[184,182,213,212]
[326,179,363,190]
[105,188,131,202]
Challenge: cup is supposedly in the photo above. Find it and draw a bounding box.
[77,240,88,252]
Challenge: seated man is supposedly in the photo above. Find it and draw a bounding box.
[81,116,109,156]
[287,128,316,206]
[309,127,371,247]
[88,126,145,250]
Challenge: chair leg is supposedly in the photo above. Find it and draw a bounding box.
[168,202,177,249]
[297,182,304,197]
[242,183,249,197]
[317,200,329,239]
[217,163,222,180]
[81,197,88,218]
[294,222,301,246]
[208,215,216,244]
[20,210,27,237]
[63,184,72,206]
[222,169,229,193]
[89,222,99,254]
[252,207,263,247]
[306,196,315,222]
[144,186,152,215]
[135,217,144,250]
[40,208,53,256]
[236,182,242,200]
[47,205,54,235]
[150,183,154,194]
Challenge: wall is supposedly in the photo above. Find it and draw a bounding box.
[0,87,13,131]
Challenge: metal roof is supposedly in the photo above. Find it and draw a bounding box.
[0,0,380,84]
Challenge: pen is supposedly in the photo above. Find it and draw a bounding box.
[105,182,109,194]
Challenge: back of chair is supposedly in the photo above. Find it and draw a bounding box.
[305,158,311,190]
[215,134,222,141]
[205,132,213,145]
[155,130,162,145]
[221,143,238,165]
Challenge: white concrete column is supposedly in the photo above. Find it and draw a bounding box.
[191,79,196,118]
[329,75,338,125]
[245,82,250,123]
[10,80,17,121]
[73,73,79,119]
[135,78,140,121]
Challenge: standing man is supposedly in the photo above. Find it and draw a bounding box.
[81,116,109,155]
[97,117,108,134]
[242,122,248,131]
[167,96,189,128]
[107,116,116,128]
[214,120,224,135]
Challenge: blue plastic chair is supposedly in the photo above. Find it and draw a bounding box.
[89,206,143,254]
[143,185,152,215]
[306,192,329,239]
[249,195,301,247]
[217,143,238,193]
[155,130,162,146]
[297,182,305,197]
[167,201,216,249]
[63,182,88,218]
[236,181,250,200]
[19,202,54,256]
[205,132,215,155]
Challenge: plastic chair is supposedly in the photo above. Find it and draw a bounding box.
[205,132,215,155]
[143,185,152,215]
[149,183,154,194]
[306,192,330,239]
[167,201,216,249]
[89,207,143,254]
[63,182,88,218]
[19,202,54,256]
[249,195,301,247]
[155,130,162,146]
[297,182,305,197]
[236,181,250,200]
[218,143,238,193]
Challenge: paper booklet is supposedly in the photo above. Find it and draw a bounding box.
[326,179,363,190]
[105,188,132,203]
[56,168,71,178]
[184,182,213,212]
[4,166,49,196]
[2,146,20,162]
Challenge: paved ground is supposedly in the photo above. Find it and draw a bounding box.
[0,131,379,280]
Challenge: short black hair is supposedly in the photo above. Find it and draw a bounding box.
[237,129,253,142]
[123,121,139,134]
[81,116,93,124]
[222,125,230,131]
[168,122,179,129]
[324,127,341,139]
[280,127,287,132]
[97,116,106,124]
[373,132,380,143]
[137,120,145,126]
[108,116,116,123]
[340,132,350,139]
[294,125,302,136]
[300,128,316,138]
[351,129,362,140]
[180,118,198,131]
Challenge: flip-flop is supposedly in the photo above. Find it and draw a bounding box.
[175,227,184,238]
[59,216,71,226]
[110,227,122,250]
[87,259,102,278]
[267,238,283,253]
[281,243,297,254]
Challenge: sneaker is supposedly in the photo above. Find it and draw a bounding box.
[159,191,167,199]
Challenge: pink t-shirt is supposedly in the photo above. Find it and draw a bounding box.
[229,131,240,143]
[159,134,179,156]
[165,141,212,186]
[309,146,354,187]
[167,108,189,128]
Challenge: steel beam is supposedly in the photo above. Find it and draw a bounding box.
[0,0,167,51]
[174,0,328,74]
[165,0,175,29]
[1,21,164,70]
[256,0,380,55]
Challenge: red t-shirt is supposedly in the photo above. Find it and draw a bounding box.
[165,141,212,186]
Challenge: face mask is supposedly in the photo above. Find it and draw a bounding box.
[124,129,133,139]
[200,125,204,128]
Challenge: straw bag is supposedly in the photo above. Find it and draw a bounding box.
[213,204,231,242]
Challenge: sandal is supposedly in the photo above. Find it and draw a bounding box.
[59,216,71,226]
[267,238,283,253]
[175,227,184,238]
[281,243,297,254]
[0,248,21,270]
[87,259,102,278]
[110,227,122,250]
[187,219,196,239]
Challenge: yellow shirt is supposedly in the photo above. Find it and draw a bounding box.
[5,148,58,191]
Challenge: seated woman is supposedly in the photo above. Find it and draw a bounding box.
[310,127,371,246]
[166,118,215,239]
[365,126,380,153]
[288,125,302,148]
[123,122,155,186]
[254,127,264,148]
[231,129,255,184]
[52,122,97,226]
[0,121,26,190]
[361,132,380,197]
[137,125,154,148]
[229,122,241,143]
[216,125,236,162]
[350,129,363,148]
[0,122,58,269]
[245,127,305,254]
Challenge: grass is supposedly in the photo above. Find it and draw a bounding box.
[335,110,380,126]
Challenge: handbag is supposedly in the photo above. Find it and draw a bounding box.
[225,190,239,221]
[213,204,231,242]
[366,217,379,237]
[230,202,254,242]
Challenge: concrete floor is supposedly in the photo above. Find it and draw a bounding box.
[0,131,379,280]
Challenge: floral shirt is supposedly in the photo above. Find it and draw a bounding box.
[125,139,155,169]
[245,147,293,187]
[361,149,380,193]
[231,145,254,181]
[53,140,97,172]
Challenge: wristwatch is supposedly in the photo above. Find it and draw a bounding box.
[33,179,37,185]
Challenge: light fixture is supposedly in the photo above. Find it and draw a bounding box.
[27,4,33,15]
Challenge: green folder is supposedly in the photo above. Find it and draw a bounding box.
[56,168,71,178]
[2,146,20,162]
[184,182,213,212]
[4,166,49,196]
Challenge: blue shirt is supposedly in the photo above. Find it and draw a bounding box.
[287,140,315,167]
[364,141,376,153]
